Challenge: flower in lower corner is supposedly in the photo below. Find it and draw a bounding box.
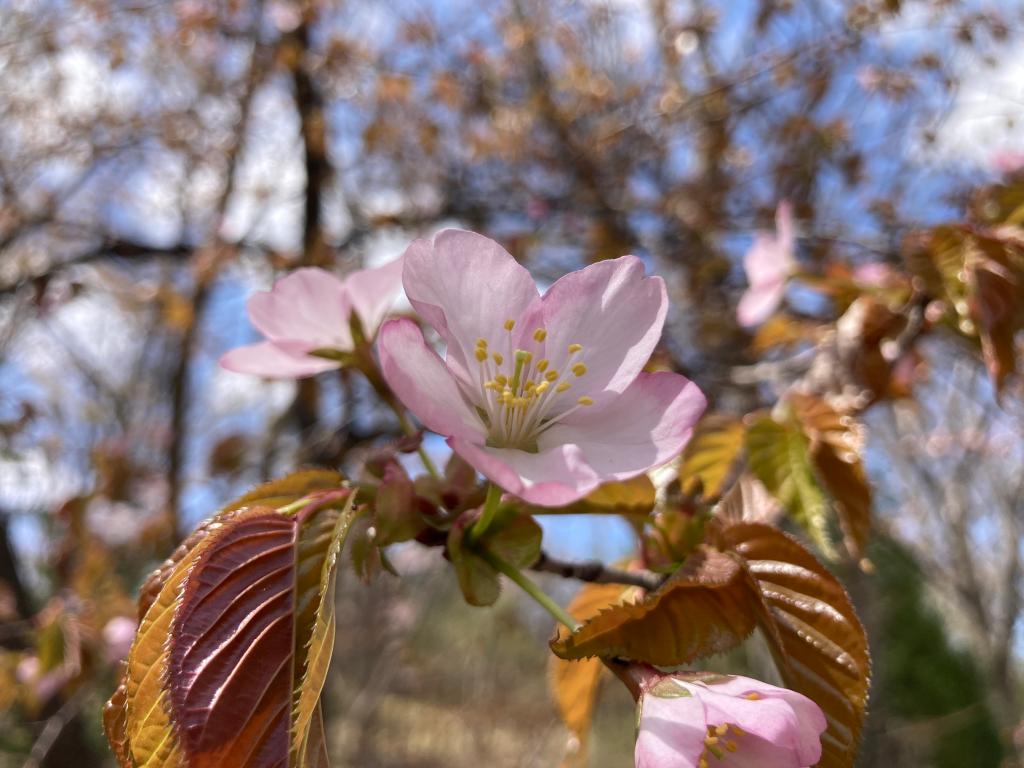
[220,258,404,378]
[631,668,826,768]
[377,229,706,507]
[737,201,795,328]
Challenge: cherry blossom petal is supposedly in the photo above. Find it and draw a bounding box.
[377,318,485,442]
[247,267,354,348]
[539,256,667,403]
[718,734,808,768]
[344,256,404,339]
[852,261,894,287]
[543,372,706,479]
[402,229,541,380]
[774,200,795,255]
[737,275,787,327]
[635,692,708,768]
[698,677,826,764]
[219,341,341,378]
[738,202,796,328]
[446,438,601,507]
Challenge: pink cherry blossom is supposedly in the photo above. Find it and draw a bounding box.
[737,202,795,327]
[629,667,826,768]
[102,616,137,665]
[220,258,403,378]
[991,150,1024,174]
[377,229,706,506]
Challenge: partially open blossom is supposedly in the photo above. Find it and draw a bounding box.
[629,666,826,768]
[220,258,404,378]
[737,202,795,327]
[378,229,706,506]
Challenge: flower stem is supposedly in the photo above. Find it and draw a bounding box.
[484,549,580,631]
[470,483,503,543]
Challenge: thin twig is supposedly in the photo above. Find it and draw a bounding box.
[22,689,87,768]
[530,551,661,591]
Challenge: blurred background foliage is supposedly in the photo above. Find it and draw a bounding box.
[2,0,1024,765]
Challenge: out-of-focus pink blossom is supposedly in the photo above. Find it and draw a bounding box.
[856,65,883,92]
[991,150,1024,174]
[738,202,795,327]
[628,666,826,768]
[220,258,404,378]
[378,230,706,506]
[102,616,137,664]
[852,262,895,287]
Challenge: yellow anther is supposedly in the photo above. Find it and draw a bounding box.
[535,381,550,394]
[731,725,745,737]
[493,352,504,366]
[704,736,719,748]
[476,338,488,348]
[501,390,514,403]
[533,328,547,342]
[504,319,516,331]
[698,758,708,768]
[494,374,508,386]
[519,351,533,365]
[577,396,594,406]
[725,740,738,753]
[572,362,587,377]
[743,693,761,701]
[544,370,559,382]
[555,382,571,393]
[568,343,583,354]
[715,724,729,737]
[536,359,549,372]
[525,380,536,391]
[475,348,488,362]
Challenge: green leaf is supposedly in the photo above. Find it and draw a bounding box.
[745,414,834,556]
[790,394,872,559]
[447,507,542,607]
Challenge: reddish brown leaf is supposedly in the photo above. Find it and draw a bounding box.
[717,522,870,768]
[163,493,352,768]
[550,547,757,664]
[969,255,1020,392]
[103,668,131,768]
[169,508,297,766]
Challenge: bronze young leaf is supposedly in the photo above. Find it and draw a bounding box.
[103,473,355,768]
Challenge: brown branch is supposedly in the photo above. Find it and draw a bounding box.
[0,238,193,298]
[165,14,269,542]
[530,551,661,591]
[511,0,634,252]
[0,511,33,645]
[286,6,329,266]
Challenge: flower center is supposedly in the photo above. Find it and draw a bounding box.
[471,319,593,451]
[699,722,744,767]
